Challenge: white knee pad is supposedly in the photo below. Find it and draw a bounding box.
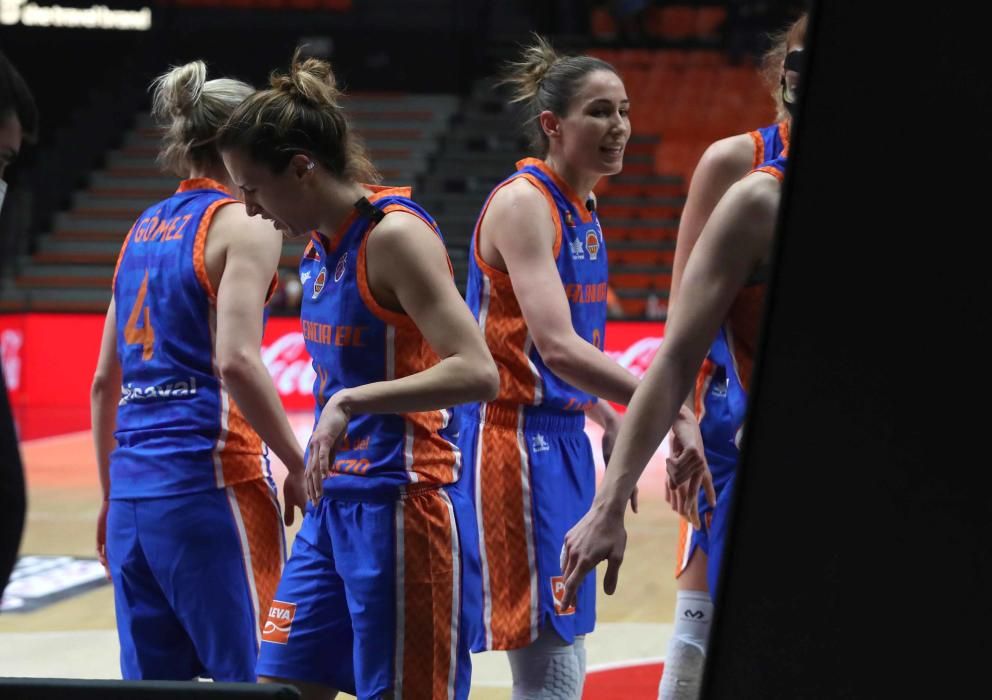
[573,634,587,699]
[658,590,714,700]
[508,627,583,700]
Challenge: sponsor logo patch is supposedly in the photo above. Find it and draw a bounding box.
[551,576,575,615]
[119,377,198,406]
[261,600,297,644]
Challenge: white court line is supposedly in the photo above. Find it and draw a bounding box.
[586,655,665,673]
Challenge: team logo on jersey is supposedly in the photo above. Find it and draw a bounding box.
[261,600,297,645]
[334,253,348,283]
[300,270,312,284]
[585,231,600,260]
[312,266,327,299]
[532,433,550,453]
[551,576,576,615]
[569,238,585,260]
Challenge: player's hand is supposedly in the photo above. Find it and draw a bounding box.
[304,396,351,505]
[667,408,715,529]
[96,499,111,581]
[668,457,716,530]
[560,499,628,611]
[282,471,308,526]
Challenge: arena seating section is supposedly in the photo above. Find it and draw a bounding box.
[0,46,775,320]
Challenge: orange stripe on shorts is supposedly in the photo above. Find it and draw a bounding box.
[400,490,456,699]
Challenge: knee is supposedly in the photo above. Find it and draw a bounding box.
[508,628,583,699]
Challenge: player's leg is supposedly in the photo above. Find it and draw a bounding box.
[107,497,202,680]
[510,416,595,700]
[659,548,713,700]
[333,488,467,699]
[256,498,355,697]
[139,489,263,681]
[507,627,583,700]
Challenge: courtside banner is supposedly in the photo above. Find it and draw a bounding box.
[0,314,664,438]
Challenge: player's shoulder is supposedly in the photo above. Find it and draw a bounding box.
[699,133,759,175]
[210,201,282,242]
[492,175,548,207]
[483,177,552,230]
[209,198,250,229]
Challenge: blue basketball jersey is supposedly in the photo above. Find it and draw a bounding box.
[749,120,789,169]
[695,132,788,460]
[456,159,608,651]
[680,152,786,585]
[463,158,608,414]
[725,151,787,393]
[110,178,272,498]
[695,120,785,417]
[752,152,788,182]
[298,186,460,500]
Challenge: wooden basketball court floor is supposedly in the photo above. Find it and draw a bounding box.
[0,414,681,699]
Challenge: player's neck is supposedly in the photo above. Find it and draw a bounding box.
[188,164,236,195]
[316,179,375,235]
[544,155,599,205]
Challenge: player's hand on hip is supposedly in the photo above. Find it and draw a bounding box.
[305,395,351,505]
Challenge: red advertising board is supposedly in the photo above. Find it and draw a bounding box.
[1,313,663,440]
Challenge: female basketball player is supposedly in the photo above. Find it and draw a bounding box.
[559,144,790,679]
[90,61,307,681]
[455,34,652,699]
[560,22,807,700]
[653,14,807,698]
[218,52,499,700]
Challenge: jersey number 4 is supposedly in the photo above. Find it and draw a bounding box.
[125,269,155,361]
